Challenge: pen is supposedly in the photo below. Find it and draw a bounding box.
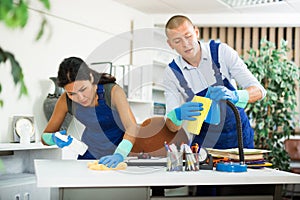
[164,141,170,152]
[191,143,199,153]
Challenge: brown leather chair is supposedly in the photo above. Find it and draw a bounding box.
[283,139,300,198]
[131,116,188,157]
[284,139,300,174]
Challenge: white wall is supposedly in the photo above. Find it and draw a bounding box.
[0,0,153,142]
[152,13,300,27]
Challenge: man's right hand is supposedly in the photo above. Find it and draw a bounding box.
[174,102,203,121]
[167,101,203,126]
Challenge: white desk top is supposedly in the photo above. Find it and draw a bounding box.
[34,159,300,188]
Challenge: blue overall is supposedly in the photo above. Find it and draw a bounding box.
[169,40,254,149]
[70,84,125,159]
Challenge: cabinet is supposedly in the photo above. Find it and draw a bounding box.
[0,174,50,200]
[125,60,168,123]
[152,60,167,116]
[0,143,61,200]
[124,29,174,123]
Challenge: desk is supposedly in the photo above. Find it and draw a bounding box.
[34,159,300,200]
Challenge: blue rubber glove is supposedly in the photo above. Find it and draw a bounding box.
[167,101,203,126]
[175,102,203,121]
[98,153,124,168]
[208,86,239,104]
[52,130,73,148]
[205,88,220,125]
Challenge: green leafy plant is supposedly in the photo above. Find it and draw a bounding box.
[244,37,300,171]
[0,0,50,107]
[0,48,28,107]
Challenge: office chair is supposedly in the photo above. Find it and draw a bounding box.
[131,116,188,157]
[283,139,300,199]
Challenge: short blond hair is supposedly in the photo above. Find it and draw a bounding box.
[165,15,194,36]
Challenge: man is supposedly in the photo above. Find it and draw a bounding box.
[164,15,266,149]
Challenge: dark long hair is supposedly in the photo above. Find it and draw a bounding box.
[57,57,116,87]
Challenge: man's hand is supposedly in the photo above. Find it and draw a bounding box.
[207,86,239,104]
[174,101,203,121]
[167,101,203,126]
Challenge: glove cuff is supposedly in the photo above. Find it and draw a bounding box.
[235,90,249,108]
[166,109,183,126]
[41,133,56,146]
[114,139,133,159]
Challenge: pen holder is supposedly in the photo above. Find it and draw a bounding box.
[166,152,183,172]
[184,153,200,171]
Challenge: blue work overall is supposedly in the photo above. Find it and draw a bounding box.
[71,84,125,159]
[168,40,254,149]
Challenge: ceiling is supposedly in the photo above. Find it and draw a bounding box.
[113,0,300,14]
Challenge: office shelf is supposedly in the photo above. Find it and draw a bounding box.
[0,142,58,151]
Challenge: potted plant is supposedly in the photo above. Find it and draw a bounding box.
[244,37,300,171]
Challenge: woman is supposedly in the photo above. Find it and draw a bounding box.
[42,57,138,168]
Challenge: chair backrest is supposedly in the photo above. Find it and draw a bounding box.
[131,117,188,157]
[284,139,300,161]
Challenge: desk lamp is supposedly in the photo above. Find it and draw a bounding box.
[215,100,247,172]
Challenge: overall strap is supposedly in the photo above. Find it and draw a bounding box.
[66,94,73,115]
[169,60,194,101]
[96,84,105,101]
[209,40,223,86]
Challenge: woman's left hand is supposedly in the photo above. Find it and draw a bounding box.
[98,153,124,168]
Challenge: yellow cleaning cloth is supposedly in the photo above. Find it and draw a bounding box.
[187,96,212,135]
[87,160,127,170]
